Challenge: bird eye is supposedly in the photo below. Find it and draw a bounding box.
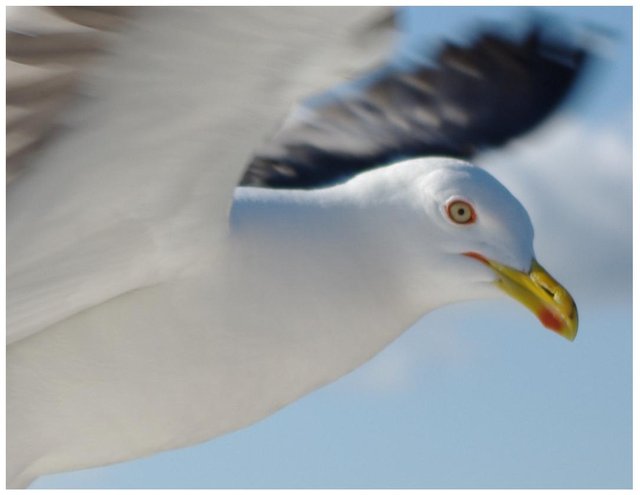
[446,200,476,225]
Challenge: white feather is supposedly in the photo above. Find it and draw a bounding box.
[7,8,538,488]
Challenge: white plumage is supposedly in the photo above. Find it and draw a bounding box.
[8,157,536,487]
[7,7,581,487]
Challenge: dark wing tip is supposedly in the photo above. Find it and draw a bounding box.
[439,20,589,150]
[241,15,592,190]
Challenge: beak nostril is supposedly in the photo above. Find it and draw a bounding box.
[541,285,555,298]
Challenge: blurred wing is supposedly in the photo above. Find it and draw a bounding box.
[6,7,130,183]
[7,6,395,344]
[241,24,588,189]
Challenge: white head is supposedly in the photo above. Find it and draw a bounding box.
[344,157,577,340]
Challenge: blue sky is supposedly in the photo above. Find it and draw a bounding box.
[33,6,632,489]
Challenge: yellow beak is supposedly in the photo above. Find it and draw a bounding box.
[464,253,578,341]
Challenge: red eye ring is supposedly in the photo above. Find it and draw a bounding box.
[446,199,476,225]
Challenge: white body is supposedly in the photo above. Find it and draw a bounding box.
[7,7,397,486]
[6,8,538,487]
[8,158,532,486]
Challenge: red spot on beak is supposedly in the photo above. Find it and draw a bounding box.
[463,251,489,265]
[538,308,563,332]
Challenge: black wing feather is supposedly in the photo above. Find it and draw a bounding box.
[241,23,588,189]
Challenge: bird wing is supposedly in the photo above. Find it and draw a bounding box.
[6,7,130,183]
[7,6,395,344]
[241,23,588,189]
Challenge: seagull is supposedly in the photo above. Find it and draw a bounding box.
[7,7,585,488]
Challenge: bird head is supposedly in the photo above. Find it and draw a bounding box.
[381,157,578,341]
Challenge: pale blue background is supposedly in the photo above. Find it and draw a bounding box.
[34,6,632,489]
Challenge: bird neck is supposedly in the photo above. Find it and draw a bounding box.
[229,182,448,331]
[226,184,432,407]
